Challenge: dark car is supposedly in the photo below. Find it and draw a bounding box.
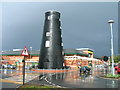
[80,66,91,73]
[25,66,32,70]
[7,64,12,69]
[12,65,16,69]
[7,65,16,69]
[63,66,70,69]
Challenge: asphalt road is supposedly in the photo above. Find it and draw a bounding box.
[1,68,120,89]
[29,69,120,89]
[47,73,119,88]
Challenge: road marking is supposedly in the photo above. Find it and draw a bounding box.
[0,79,22,84]
[39,76,45,80]
[43,73,62,88]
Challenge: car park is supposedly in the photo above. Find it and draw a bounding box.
[2,64,16,69]
[25,66,32,70]
[3,65,7,69]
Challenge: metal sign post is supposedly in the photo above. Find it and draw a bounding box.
[21,46,29,85]
[22,56,26,85]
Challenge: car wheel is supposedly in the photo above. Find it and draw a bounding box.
[118,72,120,74]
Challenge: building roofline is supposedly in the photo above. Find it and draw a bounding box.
[76,48,94,51]
[1,53,89,57]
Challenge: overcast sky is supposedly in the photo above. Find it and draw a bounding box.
[2,2,118,56]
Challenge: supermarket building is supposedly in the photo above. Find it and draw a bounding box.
[1,48,103,69]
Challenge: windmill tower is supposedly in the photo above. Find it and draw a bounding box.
[38,11,64,69]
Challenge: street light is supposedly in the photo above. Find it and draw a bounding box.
[30,47,32,60]
[108,20,115,76]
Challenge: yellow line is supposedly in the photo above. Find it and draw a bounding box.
[0,79,22,84]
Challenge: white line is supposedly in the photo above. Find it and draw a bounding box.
[40,72,69,88]
[40,76,44,80]
[44,73,62,87]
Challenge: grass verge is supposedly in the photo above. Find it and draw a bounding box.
[102,74,120,79]
[16,83,63,90]
[16,83,81,90]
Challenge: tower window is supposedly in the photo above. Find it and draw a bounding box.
[46,32,51,36]
[48,15,53,20]
[45,41,50,47]
[61,43,63,46]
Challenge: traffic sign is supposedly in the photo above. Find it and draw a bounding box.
[103,56,108,62]
[21,46,29,56]
[21,46,29,85]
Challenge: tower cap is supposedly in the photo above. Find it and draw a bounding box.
[108,20,114,23]
[45,10,60,14]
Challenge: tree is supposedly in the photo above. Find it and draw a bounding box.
[114,55,120,63]
[110,55,120,63]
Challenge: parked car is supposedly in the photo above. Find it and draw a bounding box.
[117,68,120,74]
[63,66,71,69]
[80,66,91,73]
[11,65,16,69]
[25,66,32,70]
[0,64,2,69]
[95,64,104,68]
[2,65,7,69]
[114,65,118,70]
[6,65,16,69]
[114,63,120,74]
[7,64,12,69]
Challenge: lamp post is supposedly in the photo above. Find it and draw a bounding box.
[108,20,115,76]
[30,47,32,60]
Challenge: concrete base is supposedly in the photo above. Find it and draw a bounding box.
[32,69,75,73]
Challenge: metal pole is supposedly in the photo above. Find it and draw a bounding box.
[30,47,32,60]
[108,20,115,76]
[110,23,115,76]
[23,56,26,85]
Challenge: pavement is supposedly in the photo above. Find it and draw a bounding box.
[1,69,40,89]
[1,82,21,90]
[2,73,39,84]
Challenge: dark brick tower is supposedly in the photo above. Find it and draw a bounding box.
[38,11,64,69]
